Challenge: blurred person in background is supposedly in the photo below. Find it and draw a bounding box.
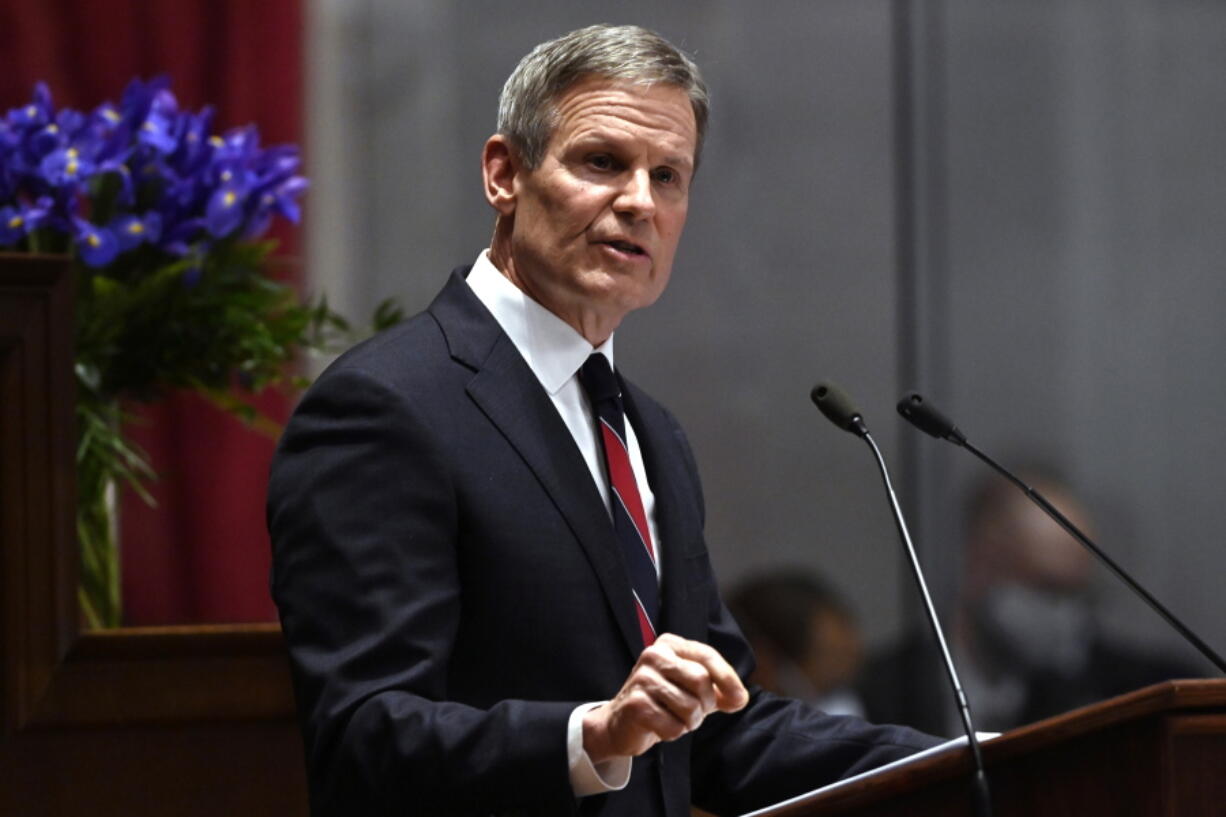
[727,570,866,717]
[859,466,1200,735]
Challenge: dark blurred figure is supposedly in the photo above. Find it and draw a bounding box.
[859,467,1201,736]
[728,571,866,716]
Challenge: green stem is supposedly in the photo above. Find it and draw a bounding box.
[78,587,103,630]
[76,398,131,629]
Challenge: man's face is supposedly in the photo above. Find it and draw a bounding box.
[491,77,697,343]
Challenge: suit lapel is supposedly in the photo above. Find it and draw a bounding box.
[429,270,645,660]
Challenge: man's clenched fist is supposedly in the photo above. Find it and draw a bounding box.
[583,633,750,763]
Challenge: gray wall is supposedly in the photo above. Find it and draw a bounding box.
[914,0,1226,671]
[305,0,1226,665]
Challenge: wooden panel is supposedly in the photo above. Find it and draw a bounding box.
[0,253,77,735]
[1162,714,1226,817]
[1,722,307,817]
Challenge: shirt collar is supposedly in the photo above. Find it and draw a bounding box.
[466,250,614,394]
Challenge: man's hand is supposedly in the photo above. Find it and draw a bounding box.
[582,633,749,763]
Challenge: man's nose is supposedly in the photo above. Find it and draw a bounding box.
[613,168,656,220]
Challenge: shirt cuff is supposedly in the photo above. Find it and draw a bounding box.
[567,702,632,796]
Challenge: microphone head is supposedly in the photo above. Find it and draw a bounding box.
[896,392,965,444]
[811,381,869,437]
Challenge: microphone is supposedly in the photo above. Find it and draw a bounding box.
[811,382,868,437]
[897,392,965,444]
[896,391,1226,674]
[811,382,992,817]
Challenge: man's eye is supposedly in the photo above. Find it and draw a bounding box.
[653,168,677,185]
[588,154,614,170]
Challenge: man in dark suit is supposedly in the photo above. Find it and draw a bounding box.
[269,24,937,817]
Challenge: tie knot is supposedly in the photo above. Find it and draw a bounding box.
[579,353,620,405]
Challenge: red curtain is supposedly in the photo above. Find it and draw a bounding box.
[2,0,303,624]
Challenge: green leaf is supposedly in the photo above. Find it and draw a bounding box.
[91,275,121,297]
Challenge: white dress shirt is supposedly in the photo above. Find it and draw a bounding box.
[466,250,660,795]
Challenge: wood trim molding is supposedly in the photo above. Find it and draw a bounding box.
[0,253,295,736]
[33,624,295,727]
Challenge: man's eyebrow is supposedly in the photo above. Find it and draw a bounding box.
[572,132,694,168]
[662,154,694,171]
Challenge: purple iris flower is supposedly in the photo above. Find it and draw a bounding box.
[118,76,170,131]
[163,174,199,215]
[205,183,249,238]
[4,76,307,268]
[138,89,180,155]
[161,216,205,256]
[0,125,15,169]
[7,83,52,129]
[246,175,308,238]
[27,122,64,163]
[40,144,96,188]
[93,103,124,130]
[256,145,300,180]
[127,142,168,182]
[170,107,216,175]
[55,108,86,138]
[111,211,162,252]
[72,217,120,267]
[0,198,53,245]
[205,166,257,238]
[91,105,133,162]
[0,149,15,200]
[214,125,260,161]
[0,205,26,245]
[96,158,136,208]
[39,189,77,234]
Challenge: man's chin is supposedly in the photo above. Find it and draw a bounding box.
[578,276,662,313]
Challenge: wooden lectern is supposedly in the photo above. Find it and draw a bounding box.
[751,678,1226,817]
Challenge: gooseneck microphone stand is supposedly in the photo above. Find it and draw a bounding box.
[812,382,992,817]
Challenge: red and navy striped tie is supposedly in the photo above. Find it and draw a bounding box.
[579,353,659,648]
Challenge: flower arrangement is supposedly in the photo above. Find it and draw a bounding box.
[1,77,394,627]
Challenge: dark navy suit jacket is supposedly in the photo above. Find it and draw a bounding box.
[268,268,936,817]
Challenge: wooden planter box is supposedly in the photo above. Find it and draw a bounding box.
[0,253,306,816]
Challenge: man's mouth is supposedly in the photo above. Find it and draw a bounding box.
[600,239,648,257]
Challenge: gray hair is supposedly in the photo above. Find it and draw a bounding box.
[497,24,709,170]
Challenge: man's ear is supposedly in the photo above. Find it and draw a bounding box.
[482,134,519,216]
